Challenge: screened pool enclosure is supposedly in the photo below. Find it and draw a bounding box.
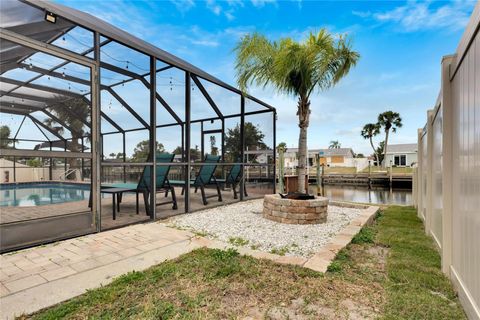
[0,0,276,252]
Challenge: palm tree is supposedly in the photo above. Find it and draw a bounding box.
[235,30,359,193]
[377,111,402,167]
[44,97,90,180]
[361,123,380,166]
[328,140,341,149]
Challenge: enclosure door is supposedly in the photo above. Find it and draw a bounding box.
[0,29,100,252]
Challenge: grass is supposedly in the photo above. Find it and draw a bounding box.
[26,207,465,319]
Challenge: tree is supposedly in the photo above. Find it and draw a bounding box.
[277,142,287,152]
[356,153,365,158]
[26,158,42,167]
[172,145,201,161]
[44,97,90,180]
[235,30,359,193]
[209,136,218,155]
[329,140,341,149]
[377,111,402,167]
[361,123,380,166]
[375,141,385,166]
[131,140,164,162]
[0,125,13,149]
[224,122,267,162]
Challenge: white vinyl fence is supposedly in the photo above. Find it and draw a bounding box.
[413,4,480,319]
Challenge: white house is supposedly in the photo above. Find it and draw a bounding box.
[384,143,418,167]
[246,147,369,172]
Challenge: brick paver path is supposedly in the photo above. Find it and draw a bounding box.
[0,222,199,319]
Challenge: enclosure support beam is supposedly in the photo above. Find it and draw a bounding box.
[100,111,124,133]
[0,91,92,129]
[185,71,191,212]
[191,74,223,119]
[0,77,85,99]
[28,115,65,141]
[92,32,102,233]
[13,116,26,140]
[149,56,157,220]
[42,109,81,136]
[106,87,149,129]
[240,95,245,201]
[273,111,277,194]
[101,62,182,124]
[200,121,204,161]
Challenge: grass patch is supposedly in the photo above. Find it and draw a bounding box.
[351,225,376,244]
[270,245,290,256]
[228,236,249,246]
[27,207,465,319]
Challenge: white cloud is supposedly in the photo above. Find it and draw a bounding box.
[206,0,222,15]
[169,0,195,13]
[225,11,235,21]
[353,1,475,32]
[251,0,277,8]
[191,39,220,47]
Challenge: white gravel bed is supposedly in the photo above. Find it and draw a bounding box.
[165,199,364,257]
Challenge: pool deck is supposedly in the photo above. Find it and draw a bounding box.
[1,186,264,226]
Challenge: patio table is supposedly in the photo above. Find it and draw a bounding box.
[99,187,139,220]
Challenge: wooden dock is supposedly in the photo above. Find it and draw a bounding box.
[308,173,412,188]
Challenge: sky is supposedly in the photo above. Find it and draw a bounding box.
[8,0,477,156]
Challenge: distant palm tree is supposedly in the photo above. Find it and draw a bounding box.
[44,97,90,180]
[329,140,341,149]
[235,30,359,193]
[377,111,402,167]
[361,123,380,166]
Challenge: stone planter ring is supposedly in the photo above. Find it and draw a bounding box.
[263,194,329,224]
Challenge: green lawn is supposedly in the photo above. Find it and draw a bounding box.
[26,207,465,319]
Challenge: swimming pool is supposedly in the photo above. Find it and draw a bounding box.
[0,183,91,207]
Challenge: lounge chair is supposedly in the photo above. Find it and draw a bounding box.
[216,163,248,199]
[89,153,177,217]
[169,154,222,205]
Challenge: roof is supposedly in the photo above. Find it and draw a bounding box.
[21,0,237,94]
[0,0,274,123]
[386,143,417,154]
[281,148,355,157]
[317,148,355,157]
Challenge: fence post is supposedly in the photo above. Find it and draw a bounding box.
[440,55,454,276]
[425,110,434,235]
[417,128,424,219]
[316,154,321,196]
[278,146,285,193]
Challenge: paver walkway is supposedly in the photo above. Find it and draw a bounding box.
[0,223,200,319]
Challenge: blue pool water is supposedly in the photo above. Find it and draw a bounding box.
[0,183,91,207]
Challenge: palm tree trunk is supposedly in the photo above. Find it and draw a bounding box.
[67,137,80,180]
[369,137,379,167]
[297,97,310,194]
[383,130,389,168]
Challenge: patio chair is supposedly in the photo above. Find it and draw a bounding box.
[216,163,248,199]
[89,153,177,217]
[169,154,222,205]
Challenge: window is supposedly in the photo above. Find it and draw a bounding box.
[394,155,407,166]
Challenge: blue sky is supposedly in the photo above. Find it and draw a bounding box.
[54,0,476,155]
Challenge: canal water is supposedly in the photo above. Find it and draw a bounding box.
[308,184,412,206]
